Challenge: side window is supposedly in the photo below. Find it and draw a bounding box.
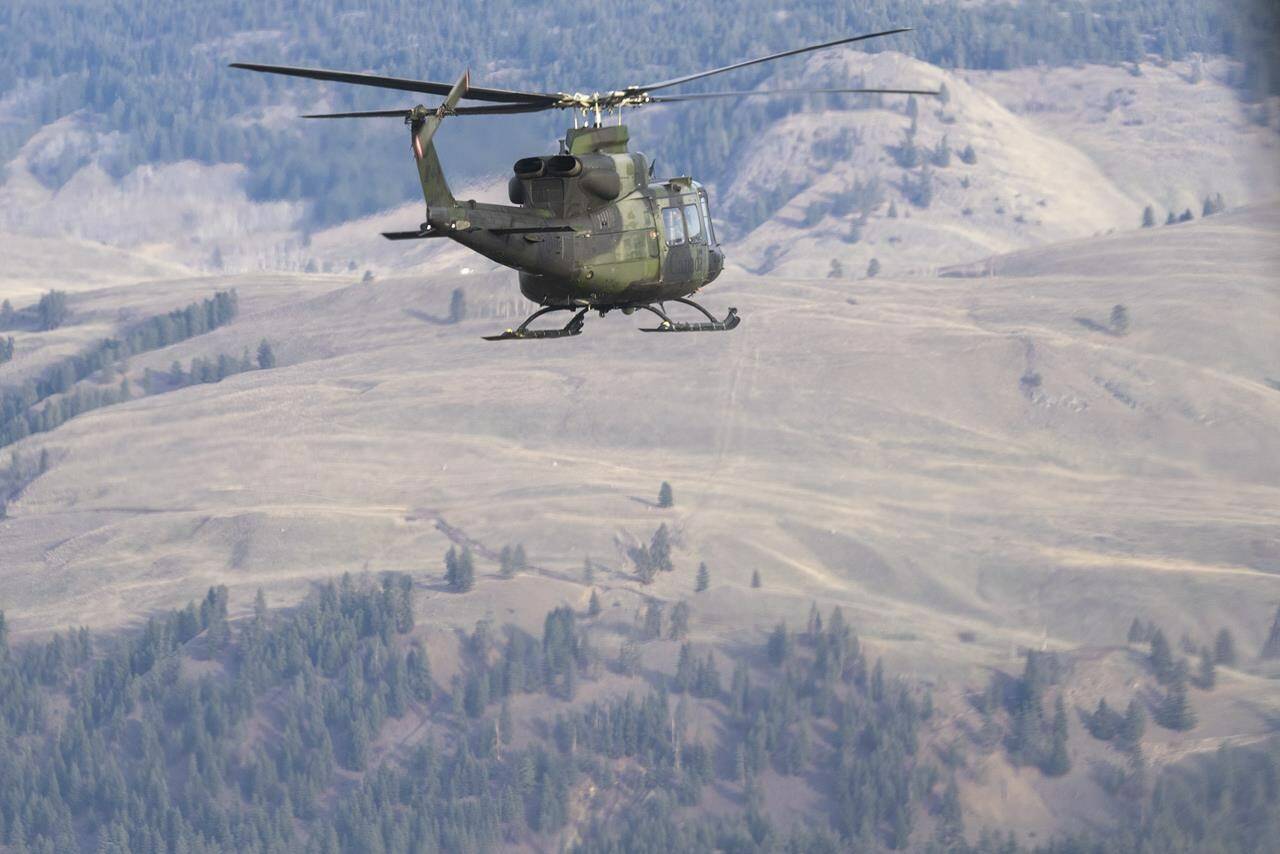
[662,206,686,246]
[682,202,704,243]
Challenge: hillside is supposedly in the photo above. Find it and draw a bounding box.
[2,203,1278,845]
[723,53,1280,277]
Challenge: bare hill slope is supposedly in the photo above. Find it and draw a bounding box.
[1,205,1276,668]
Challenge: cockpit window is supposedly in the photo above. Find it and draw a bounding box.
[698,190,717,245]
[682,202,704,243]
[662,206,686,246]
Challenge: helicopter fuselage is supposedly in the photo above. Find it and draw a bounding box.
[409,125,724,311]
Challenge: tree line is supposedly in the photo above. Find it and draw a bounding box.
[0,291,255,449]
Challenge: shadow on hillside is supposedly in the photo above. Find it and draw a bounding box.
[1074,317,1120,336]
[402,308,454,326]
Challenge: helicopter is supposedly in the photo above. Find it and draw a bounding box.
[231,29,935,340]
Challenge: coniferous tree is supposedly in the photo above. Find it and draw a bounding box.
[761,622,793,671]
[657,481,673,508]
[750,569,762,589]
[587,590,601,617]
[866,258,881,278]
[1042,696,1071,776]
[582,557,595,584]
[1214,628,1237,665]
[669,601,690,641]
[1149,628,1174,683]
[1155,671,1197,731]
[1262,606,1280,660]
[642,601,663,641]
[695,562,710,593]
[650,524,674,573]
[445,546,475,592]
[1142,204,1156,227]
[256,339,276,369]
[1118,698,1146,750]
[407,640,432,702]
[1197,646,1216,690]
[1087,698,1120,740]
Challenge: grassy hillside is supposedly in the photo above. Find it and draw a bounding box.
[0,195,1278,854]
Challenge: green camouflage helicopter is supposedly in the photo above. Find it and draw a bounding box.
[232,29,934,340]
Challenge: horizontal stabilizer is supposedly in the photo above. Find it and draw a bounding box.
[381,230,446,241]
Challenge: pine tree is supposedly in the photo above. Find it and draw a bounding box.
[1118,698,1146,749]
[669,601,690,640]
[513,543,528,571]
[1042,696,1071,776]
[766,622,791,666]
[1155,672,1197,731]
[499,545,516,578]
[1088,698,1118,740]
[1150,628,1174,682]
[587,590,601,617]
[582,557,594,584]
[806,602,823,643]
[445,546,475,592]
[650,525,673,572]
[256,339,276,369]
[657,481,673,508]
[444,546,459,589]
[866,258,881,278]
[642,601,663,640]
[750,569,762,589]
[695,562,710,593]
[1213,628,1237,665]
[1141,204,1156,227]
[1262,606,1280,659]
[1197,647,1216,690]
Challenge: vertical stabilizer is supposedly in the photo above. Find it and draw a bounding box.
[411,70,469,208]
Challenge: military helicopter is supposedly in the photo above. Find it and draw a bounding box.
[231,29,935,340]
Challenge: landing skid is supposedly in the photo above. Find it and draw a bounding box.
[482,297,740,341]
[637,298,740,333]
[483,305,588,341]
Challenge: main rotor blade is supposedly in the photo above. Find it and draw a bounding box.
[648,86,940,103]
[302,102,558,119]
[635,28,913,94]
[302,108,412,119]
[229,62,558,105]
[454,102,560,115]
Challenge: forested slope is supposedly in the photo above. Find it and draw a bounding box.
[1,0,1275,228]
